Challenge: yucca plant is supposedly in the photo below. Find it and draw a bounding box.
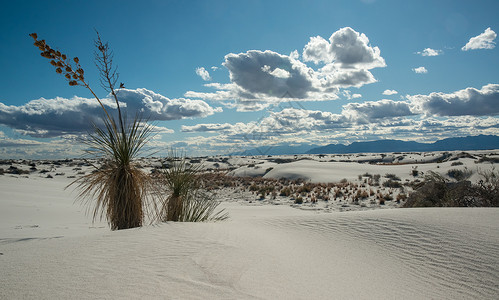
[160,154,228,222]
[30,32,156,230]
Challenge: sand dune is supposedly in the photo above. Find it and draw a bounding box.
[1,201,498,299]
[1,152,498,299]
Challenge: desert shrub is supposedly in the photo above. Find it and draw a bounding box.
[447,168,472,181]
[280,187,292,196]
[383,179,402,188]
[451,161,463,166]
[385,173,401,181]
[249,184,259,191]
[471,169,499,206]
[159,156,228,222]
[0,168,3,175]
[396,193,407,203]
[403,170,496,208]
[295,196,303,204]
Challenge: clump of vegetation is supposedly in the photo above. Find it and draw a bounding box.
[403,169,498,208]
[159,155,228,222]
[383,179,402,188]
[385,173,401,181]
[447,168,472,181]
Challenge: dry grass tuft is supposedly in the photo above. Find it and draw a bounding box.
[159,155,228,222]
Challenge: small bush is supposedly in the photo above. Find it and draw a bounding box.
[403,170,498,208]
[451,161,463,166]
[383,180,402,188]
[295,196,303,204]
[447,168,472,181]
[159,156,228,222]
[280,187,292,197]
[385,173,401,181]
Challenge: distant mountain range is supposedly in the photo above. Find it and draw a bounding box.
[229,135,499,156]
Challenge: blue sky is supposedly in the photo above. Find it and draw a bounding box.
[0,0,498,158]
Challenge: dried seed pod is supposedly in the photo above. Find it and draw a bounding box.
[29,33,38,40]
[56,68,62,74]
[50,60,57,66]
[69,80,78,86]
[65,73,71,79]
[41,52,53,58]
[56,51,61,56]
[76,68,84,75]
[61,54,67,60]
[65,66,72,72]
[73,57,79,63]
[72,74,78,79]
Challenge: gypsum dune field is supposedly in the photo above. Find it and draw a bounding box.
[1,150,498,299]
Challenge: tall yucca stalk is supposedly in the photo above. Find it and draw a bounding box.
[30,32,156,230]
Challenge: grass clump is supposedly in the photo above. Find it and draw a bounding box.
[159,155,228,222]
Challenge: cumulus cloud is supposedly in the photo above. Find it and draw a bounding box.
[343,99,414,122]
[289,50,300,60]
[329,27,386,69]
[382,89,398,95]
[408,83,499,116]
[303,27,386,69]
[0,88,220,138]
[182,123,234,132]
[342,90,362,100]
[413,66,428,74]
[223,50,316,99]
[417,48,442,56]
[175,86,499,153]
[261,65,291,79]
[303,36,331,64]
[317,65,377,89]
[195,67,211,81]
[186,27,386,111]
[462,27,497,51]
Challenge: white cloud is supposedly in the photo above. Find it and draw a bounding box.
[343,99,414,122]
[417,48,442,56]
[329,27,386,69]
[382,89,398,95]
[289,50,300,60]
[342,90,362,100]
[0,88,220,138]
[413,66,428,74]
[462,27,497,51]
[261,65,291,79]
[195,67,211,81]
[186,27,386,111]
[303,36,331,64]
[182,123,234,132]
[175,81,499,153]
[408,83,499,116]
[303,27,386,69]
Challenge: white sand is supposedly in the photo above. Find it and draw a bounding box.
[1,153,499,299]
